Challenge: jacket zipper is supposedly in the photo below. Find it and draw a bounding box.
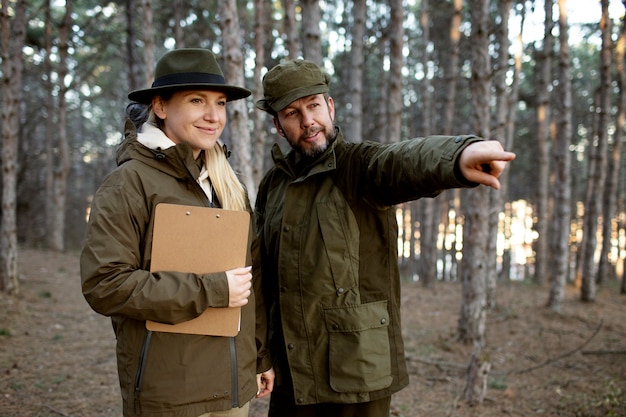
[229,336,238,408]
[133,330,152,415]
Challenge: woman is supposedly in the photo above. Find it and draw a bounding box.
[80,48,273,417]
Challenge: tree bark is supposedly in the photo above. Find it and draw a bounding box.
[597,4,625,286]
[532,0,554,286]
[547,0,574,312]
[346,0,366,144]
[580,0,611,302]
[487,0,513,308]
[387,0,403,145]
[282,0,299,59]
[125,0,143,92]
[300,0,322,64]
[459,0,492,404]
[439,0,463,284]
[252,0,268,189]
[47,0,72,252]
[0,0,27,294]
[140,0,155,86]
[417,0,437,287]
[219,0,255,202]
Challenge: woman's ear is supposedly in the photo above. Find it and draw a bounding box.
[152,96,166,119]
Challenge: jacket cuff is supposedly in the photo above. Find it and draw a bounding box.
[257,354,273,374]
[447,135,483,186]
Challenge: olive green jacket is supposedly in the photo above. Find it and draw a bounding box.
[80,120,271,417]
[254,128,481,405]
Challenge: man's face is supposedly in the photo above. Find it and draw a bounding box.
[274,94,336,159]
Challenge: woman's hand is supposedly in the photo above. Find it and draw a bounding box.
[225,266,252,307]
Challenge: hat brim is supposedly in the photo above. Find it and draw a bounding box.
[128,83,251,104]
[255,84,328,113]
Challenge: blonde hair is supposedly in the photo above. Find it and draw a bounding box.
[203,142,248,211]
[144,106,249,211]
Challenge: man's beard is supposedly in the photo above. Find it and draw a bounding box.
[290,126,336,160]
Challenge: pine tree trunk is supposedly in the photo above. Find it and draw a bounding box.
[219,0,255,202]
[487,0,513,308]
[48,1,72,252]
[387,0,403,145]
[580,0,611,302]
[547,0,573,312]
[346,0,366,144]
[459,0,492,404]
[532,0,554,286]
[282,0,299,59]
[252,0,269,188]
[598,7,625,286]
[140,0,155,85]
[416,0,437,287]
[0,0,27,294]
[300,0,322,64]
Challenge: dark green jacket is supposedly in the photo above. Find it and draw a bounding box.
[80,120,271,417]
[254,128,481,405]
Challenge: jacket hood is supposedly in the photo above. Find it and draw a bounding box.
[118,118,200,181]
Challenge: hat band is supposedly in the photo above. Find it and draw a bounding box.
[152,72,226,88]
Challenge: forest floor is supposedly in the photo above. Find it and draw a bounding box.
[0,248,625,417]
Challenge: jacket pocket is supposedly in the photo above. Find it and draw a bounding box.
[324,301,393,393]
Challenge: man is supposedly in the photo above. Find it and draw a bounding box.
[253,59,515,417]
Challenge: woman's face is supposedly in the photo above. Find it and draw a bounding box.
[153,90,227,158]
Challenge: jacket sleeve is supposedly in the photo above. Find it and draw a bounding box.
[79,168,231,324]
[356,134,483,206]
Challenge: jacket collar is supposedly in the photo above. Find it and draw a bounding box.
[272,126,343,180]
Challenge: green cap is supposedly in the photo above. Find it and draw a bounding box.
[256,59,331,113]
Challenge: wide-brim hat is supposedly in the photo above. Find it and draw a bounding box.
[256,59,331,113]
[128,48,251,104]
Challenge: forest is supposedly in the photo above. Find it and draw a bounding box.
[0,0,625,413]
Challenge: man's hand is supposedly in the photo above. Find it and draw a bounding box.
[256,367,275,398]
[226,266,252,307]
[458,140,516,189]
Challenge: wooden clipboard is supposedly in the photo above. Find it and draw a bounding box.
[146,203,250,336]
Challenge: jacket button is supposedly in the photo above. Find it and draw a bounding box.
[297,398,305,404]
[454,135,463,143]
[380,318,387,325]
[283,226,290,232]
[336,287,345,295]
[280,286,287,293]
[332,324,339,330]
[288,343,295,349]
